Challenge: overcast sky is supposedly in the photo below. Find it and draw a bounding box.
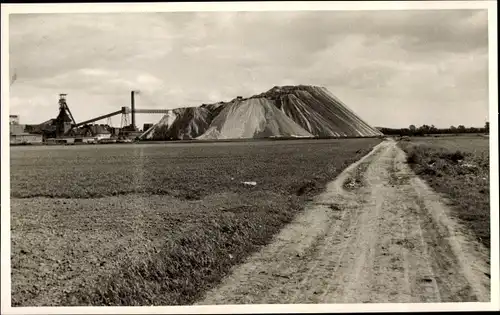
[9,9,489,129]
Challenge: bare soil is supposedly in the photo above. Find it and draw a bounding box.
[198,140,490,304]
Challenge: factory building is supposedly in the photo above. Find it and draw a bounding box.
[82,124,112,140]
[9,115,44,145]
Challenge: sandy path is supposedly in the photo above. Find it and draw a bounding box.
[197,140,490,304]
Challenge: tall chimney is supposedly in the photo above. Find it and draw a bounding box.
[131,91,135,130]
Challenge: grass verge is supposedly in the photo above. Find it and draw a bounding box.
[398,136,490,250]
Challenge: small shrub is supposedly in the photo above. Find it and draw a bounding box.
[440,150,465,163]
[406,150,420,164]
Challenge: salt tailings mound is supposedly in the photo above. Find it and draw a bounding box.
[198,98,313,140]
[140,85,382,140]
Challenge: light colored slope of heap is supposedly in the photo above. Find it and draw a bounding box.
[197,98,313,140]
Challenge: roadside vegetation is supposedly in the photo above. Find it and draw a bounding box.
[10,138,380,306]
[398,135,490,250]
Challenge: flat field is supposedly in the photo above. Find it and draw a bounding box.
[10,138,381,306]
[398,135,490,249]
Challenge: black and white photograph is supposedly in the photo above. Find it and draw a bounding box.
[1,1,498,314]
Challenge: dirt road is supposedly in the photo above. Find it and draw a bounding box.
[198,140,490,304]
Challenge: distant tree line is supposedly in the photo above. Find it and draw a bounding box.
[379,122,489,136]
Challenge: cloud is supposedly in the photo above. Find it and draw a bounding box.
[9,13,179,80]
[9,9,489,129]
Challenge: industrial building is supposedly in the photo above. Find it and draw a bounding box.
[10,115,43,145]
[81,124,112,140]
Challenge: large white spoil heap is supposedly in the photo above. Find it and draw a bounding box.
[140,85,383,140]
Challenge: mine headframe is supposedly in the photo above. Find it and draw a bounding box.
[55,93,77,137]
[58,94,76,124]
